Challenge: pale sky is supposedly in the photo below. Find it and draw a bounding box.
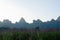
[0,0,60,23]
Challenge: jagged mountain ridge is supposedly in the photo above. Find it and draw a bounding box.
[0,16,60,30]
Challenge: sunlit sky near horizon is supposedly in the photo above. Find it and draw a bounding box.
[0,0,60,23]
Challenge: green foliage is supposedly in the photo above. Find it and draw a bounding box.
[0,31,59,40]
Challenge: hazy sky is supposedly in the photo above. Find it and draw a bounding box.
[0,0,60,23]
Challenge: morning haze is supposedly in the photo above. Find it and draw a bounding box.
[0,0,60,40]
[0,0,60,23]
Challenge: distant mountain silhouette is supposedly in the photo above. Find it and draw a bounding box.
[0,16,60,31]
[14,18,29,28]
[19,17,26,23]
[57,16,60,21]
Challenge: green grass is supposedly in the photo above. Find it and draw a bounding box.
[0,31,59,40]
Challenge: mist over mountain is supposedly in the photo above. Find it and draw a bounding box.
[0,16,60,31]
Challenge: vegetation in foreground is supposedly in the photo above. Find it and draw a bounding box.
[0,31,59,40]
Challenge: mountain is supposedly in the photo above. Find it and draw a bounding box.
[0,19,12,27]
[15,17,29,28]
[56,16,60,21]
[30,19,43,29]
[0,16,60,31]
[19,17,26,23]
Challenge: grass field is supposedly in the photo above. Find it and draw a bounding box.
[0,30,59,40]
